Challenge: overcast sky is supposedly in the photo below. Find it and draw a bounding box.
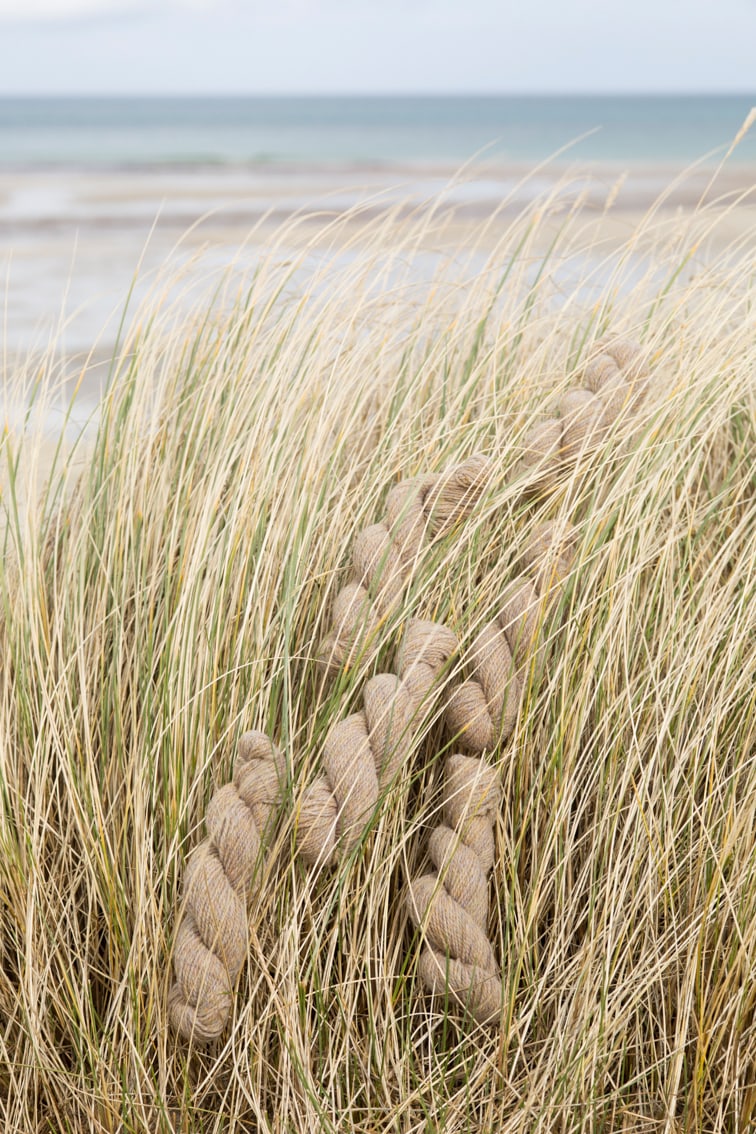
[0,0,754,95]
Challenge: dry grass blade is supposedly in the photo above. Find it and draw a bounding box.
[0,177,754,1132]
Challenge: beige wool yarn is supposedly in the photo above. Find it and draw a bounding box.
[168,731,285,1042]
[402,342,651,1024]
[516,338,650,489]
[168,336,651,1041]
[318,454,493,677]
[168,620,459,1042]
[296,618,458,866]
[407,523,575,1023]
[319,339,649,679]
[168,520,574,1040]
[408,753,502,1024]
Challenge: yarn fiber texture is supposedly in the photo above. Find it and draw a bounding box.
[319,338,649,679]
[167,620,458,1042]
[296,617,458,867]
[168,731,285,1043]
[318,454,492,677]
[405,337,650,1023]
[516,338,650,490]
[407,522,575,1024]
[409,754,502,1024]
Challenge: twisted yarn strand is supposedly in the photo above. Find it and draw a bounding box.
[319,339,648,680]
[168,621,458,1041]
[408,754,502,1023]
[407,524,575,1023]
[406,337,650,1022]
[318,455,492,677]
[516,338,650,489]
[297,618,458,866]
[168,731,285,1042]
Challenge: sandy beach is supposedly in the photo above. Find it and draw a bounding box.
[2,158,753,510]
[2,161,754,362]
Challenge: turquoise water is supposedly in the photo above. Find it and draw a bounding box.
[1,95,754,167]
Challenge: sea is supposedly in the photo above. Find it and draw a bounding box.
[1,95,755,167]
[0,94,754,392]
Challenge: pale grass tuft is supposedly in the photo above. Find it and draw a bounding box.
[1,178,755,1132]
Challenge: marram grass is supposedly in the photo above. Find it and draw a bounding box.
[1,185,755,1132]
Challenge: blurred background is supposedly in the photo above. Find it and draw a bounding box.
[0,0,754,369]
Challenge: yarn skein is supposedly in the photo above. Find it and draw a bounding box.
[168,336,650,1040]
[407,526,575,1023]
[168,731,285,1043]
[515,338,650,489]
[296,618,458,867]
[295,337,647,1023]
[168,622,458,1042]
[318,454,492,677]
[319,339,649,678]
[400,340,651,1022]
[443,520,576,754]
[408,753,502,1024]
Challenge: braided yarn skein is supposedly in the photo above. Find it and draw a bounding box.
[406,522,578,1022]
[517,338,650,490]
[319,338,648,681]
[318,454,492,678]
[409,754,502,1023]
[168,731,285,1042]
[443,520,576,755]
[299,519,574,872]
[405,336,651,1020]
[297,618,458,866]
[168,621,458,1043]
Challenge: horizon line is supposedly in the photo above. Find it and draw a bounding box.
[1,90,755,99]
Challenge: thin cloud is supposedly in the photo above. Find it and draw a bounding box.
[0,0,213,20]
